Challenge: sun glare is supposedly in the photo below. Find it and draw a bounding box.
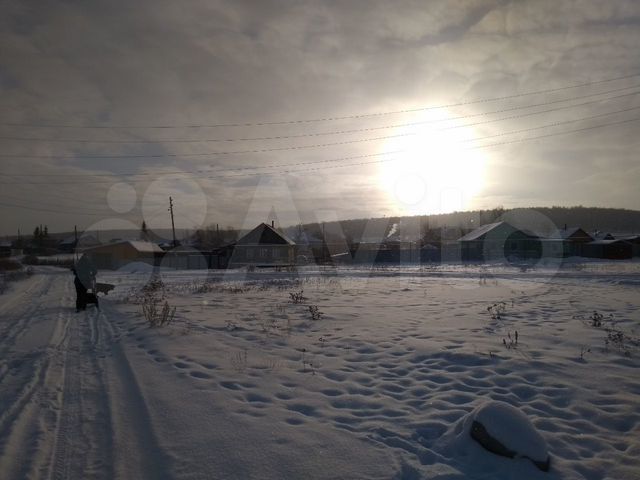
[378,109,487,215]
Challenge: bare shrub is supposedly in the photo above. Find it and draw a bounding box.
[142,298,176,327]
[142,274,165,295]
[487,302,507,320]
[289,289,307,304]
[308,305,323,321]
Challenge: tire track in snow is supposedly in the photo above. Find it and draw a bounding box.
[97,302,173,479]
[0,274,50,362]
[0,270,171,479]
[49,287,115,480]
[0,272,72,479]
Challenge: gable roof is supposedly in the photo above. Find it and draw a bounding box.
[588,239,629,246]
[591,232,615,241]
[458,222,503,241]
[458,222,537,242]
[127,240,164,253]
[84,240,163,253]
[236,223,295,246]
[550,227,593,241]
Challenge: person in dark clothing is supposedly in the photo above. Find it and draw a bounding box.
[72,267,88,311]
[72,255,97,312]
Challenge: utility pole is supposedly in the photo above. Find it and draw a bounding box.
[169,197,177,248]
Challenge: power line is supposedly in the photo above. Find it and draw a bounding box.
[2,116,638,216]
[2,101,639,162]
[0,200,115,216]
[2,84,638,144]
[3,72,640,129]
[251,116,640,177]
[1,114,637,187]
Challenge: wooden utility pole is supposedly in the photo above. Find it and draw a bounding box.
[169,197,177,248]
[74,225,79,262]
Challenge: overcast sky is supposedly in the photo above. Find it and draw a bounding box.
[1,0,639,237]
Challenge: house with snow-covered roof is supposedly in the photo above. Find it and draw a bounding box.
[458,221,541,261]
[227,222,296,267]
[82,240,163,269]
[545,226,593,257]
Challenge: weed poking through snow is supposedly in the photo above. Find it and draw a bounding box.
[289,289,307,304]
[575,310,640,357]
[487,302,507,320]
[579,345,591,360]
[502,331,519,349]
[308,305,323,321]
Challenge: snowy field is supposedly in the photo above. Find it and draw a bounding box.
[1,263,639,479]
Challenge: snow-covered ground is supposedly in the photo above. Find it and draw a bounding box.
[1,263,639,479]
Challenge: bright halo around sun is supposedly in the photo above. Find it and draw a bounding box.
[378,109,487,215]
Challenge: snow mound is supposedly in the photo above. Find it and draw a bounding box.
[469,401,550,471]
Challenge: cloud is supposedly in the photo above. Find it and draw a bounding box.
[1,0,639,234]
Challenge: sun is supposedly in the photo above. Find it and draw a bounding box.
[378,109,487,215]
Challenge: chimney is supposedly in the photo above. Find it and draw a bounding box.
[271,220,275,228]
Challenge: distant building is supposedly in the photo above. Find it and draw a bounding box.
[83,240,164,269]
[58,234,101,253]
[458,222,541,261]
[546,227,593,257]
[620,235,640,257]
[0,241,11,257]
[584,239,633,260]
[227,222,296,267]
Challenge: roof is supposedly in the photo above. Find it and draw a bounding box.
[458,222,503,241]
[549,227,592,241]
[588,239,630,246]
[127,240,164,253]
[59,236,77,245]
[458,222,510,242]
[84,240,163,253]
[236,223,295,246]
[592,232,615,241]
[60,234,100,246]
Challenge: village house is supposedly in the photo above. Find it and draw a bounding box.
[226,222,296,267]
[584,238,633,260]
[458,221,541,261]
[58,234,101,253]
[82,240,164,269]
[546,226,593,257]
[0,241,12,257]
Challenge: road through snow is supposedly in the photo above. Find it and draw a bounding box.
[0,270,171,480]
